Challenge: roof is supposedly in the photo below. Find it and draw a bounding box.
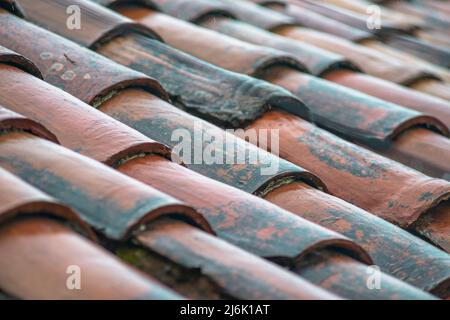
[0,0,449,300]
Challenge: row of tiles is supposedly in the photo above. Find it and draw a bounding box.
[4,0,448,243]
[0,49,446,300]
[0,0,448,299]
[35,0,450,176]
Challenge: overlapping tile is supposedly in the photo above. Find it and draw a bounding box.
[205,0,450,91]
[0,104,348,300]
[0,11,449,298]
[248,0,450,99]
[0,123,211,240]
[8,0,312,128]
[310,0,450,67]
[250,0,373,41]
[387,0,450,33]
[292,0,418,33]
[114,2,450,139]
[0,47,394,300]
[0,45,42,78]
[108,0,450,169]
[0,62,443,300]
[0,151,180,299]
[50,0,448,231]
[0,217,179,300]
[0,0,449,300]
[240,0,429,75]
[4,39,422,300]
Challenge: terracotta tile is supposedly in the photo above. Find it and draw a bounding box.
[221,0,380,36]
[291,0,415,33]
[7,0,450,248]
[248,109,450,255]
[99,90,448,297]
[0,65,319,196]
[4,41,434,298]
[250,0,425,36]
[117,7,308,75]
[410,79,450,102]
[0,132,211,240]
[264,180,450,296]
[138,217,439,300]
[171,0,364,75]
[223,0,419,35]
[0,52,385,298]
[135,217,341,300]
[180,0,434,85]
[387,1,450,32]
[1,0,445,298]
[23,0,449,154]
[377,128,450,182]
[109,3,450,177]
[0,10,168,107]
[0,63,171,166]
[360,39,450,85]
[294,249,438,300]
[0,68,368,268]
[263,67,450,179]
[0,166,94,240]
[0,168,180,299]
[115,142,450,297]
[316,0,424,28]
[139,0,358,76]
[111,144,367,264]
[0,45,42,78]
[105,0,236,23]
[3,0,450,282]
[201,16,359,76]
[414,201,450,256]
[100,66,450,261]
[2,108,343,299]
[0,217,182,299]
[249,109,448,225]
[0,112,347,301]
[324,70,450,132]
[0,104,58,143]
[2,88,436,299]
[103,35,311,126]
[0,68,213,239]
[11,0,162,48]
[382,34,450,68]
[274,25,435,85]
[259,0,374,42]
[314,0,450,65]
[204,0,300,32]
[284,0,450,66]
[104,89,450,297]
[108,1,445,146]
[0,14,318,195]
[416,30,450,50]
[263,67,448,144]
[2,2,313,128]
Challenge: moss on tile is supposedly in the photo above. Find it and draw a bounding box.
[116,243,231,300]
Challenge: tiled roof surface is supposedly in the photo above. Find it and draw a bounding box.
[0,0,449,300]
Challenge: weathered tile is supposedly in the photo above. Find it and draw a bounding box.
[0,167,180,300]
